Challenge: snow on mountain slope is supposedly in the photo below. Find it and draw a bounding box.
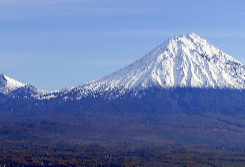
[69,33,245,97]
[0,73,26,94]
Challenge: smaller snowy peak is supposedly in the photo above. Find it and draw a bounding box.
[0,73,59,99]
[0,73,26,94]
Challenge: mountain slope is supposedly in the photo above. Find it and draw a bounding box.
[64,33,244,99]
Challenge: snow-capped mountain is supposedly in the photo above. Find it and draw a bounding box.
[1,33,245,101]
[65,33,244,98]
[0,73,26,94]
[0,73,51,99]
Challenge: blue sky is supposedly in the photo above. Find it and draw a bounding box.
[1,0,245,91]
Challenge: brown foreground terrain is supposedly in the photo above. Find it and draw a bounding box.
[1,140,245,167]
[1,113,245,166]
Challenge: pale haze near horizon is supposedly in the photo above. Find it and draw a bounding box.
[0,0,245,91]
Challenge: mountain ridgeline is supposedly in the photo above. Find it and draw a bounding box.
[0,33,244,116]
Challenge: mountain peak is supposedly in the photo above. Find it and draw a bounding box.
[142,33,217,64]
[172,32,199,40]
[0,73,26,94]
[179,32,200,38]
[75,33,244,95]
